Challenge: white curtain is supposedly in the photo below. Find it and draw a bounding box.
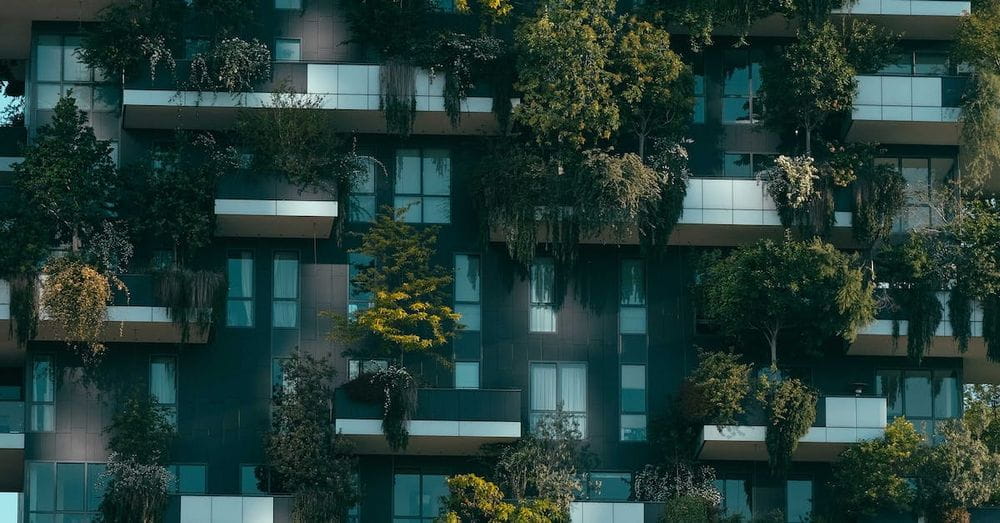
[150,358,177,404]
[560,365,586,413]
[530,364,557,411]
[228,257,253,298]
[273,255,298,299]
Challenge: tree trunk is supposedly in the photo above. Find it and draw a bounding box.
[769,330,778,368]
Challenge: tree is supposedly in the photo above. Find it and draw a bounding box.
[612,18,692,159]
[436,474,566,522]
[914,421,1000,522]
[98,389,176,523]
[78,0,185,83]
[265,352,360,522]
[760,22,855,155]
[489,408,595,519]
[965,384,1000,453]
[328,207,460,364]
[514,0,620,150]
[13,94,119,252]
[700,238,875,366]
[679,350,752,426]
[759,376,816,476]
[829,417,922,520]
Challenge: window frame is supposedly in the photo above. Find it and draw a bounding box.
[348,154,378,223]
[149,354,178,427]
[529,361,588,437]
[226,250,255,328]
[876,367,961,438]
[29,354,55,433]
[721,48,764,124]
[529,257,557,333]
[392,148,452,224]
[273,37,302,62]
[271,250,300,329]
[26,461,107,520]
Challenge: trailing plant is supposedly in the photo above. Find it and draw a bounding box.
[945,199,1000,359]
[40,256,125,361]
[757,155,820,230]
[954,1,1000,191]
[421,33,505,128]
[700,238,875,366]
[266,352,360,521]
[571,149,661,240]
[99,389,175,523]
[155,268,226,343]
[380,59,417,136]
[187,37,271,93]
[236,88,365,194]
[7,275,38,348]
[757,375,817,476]
[679,350,752,426]
[342,366,417,451]
[876,234,944,362]
[78,0,185,83]
[639,139,690,251]
[125,132,237,262]
[830,417,921,520]
[850,145,906,248]
[631,463,721,506]
[325,208,460,362]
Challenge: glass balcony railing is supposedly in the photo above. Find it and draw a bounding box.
[0,401,25,434]
[335,388,522,423]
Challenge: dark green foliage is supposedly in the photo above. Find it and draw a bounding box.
[343,0,436,58]
[105,389,175,464]
[78,0,185,82]
[155,268,226,344]
[954,2,1000,191]
[700,238,875,366]
[759,376,816,476]
[876,235,943,362]
[7,275,38,348]
[14,94,120,252]
[421,32,505,128]
[661,495,710,523]
[381,59,418,136]
[851,148,906,248]
[266,352,360,521]
[185,37,271,93]
[342,366,417,451]
[680,350,752,426]
[236,88,365,194]
[913,421,1000,519]
[125,132,237,262]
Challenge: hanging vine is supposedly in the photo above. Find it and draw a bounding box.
[421,32,504,128]
[380,59,417,136]
[876,235,944,362]
[40,256,126,362]
[155,268,226,343]
[342,366,418,451]
[758,375,817,477]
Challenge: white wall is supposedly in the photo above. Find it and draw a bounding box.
[180,496,274,523]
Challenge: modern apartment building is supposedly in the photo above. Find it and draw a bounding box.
[0,0,991,522]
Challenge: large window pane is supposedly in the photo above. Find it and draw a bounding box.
[877,370,903,418]
[421,475,448,517]
[227,253,253,298]
[454,255,481,302]
[621,414,646,441]
[241,465,265,495]
[150,357,177,405]
[226,301,253,327]
[29,462,55,511]
[722,479,752,520]
[560,365,586,412]
[33,357,54,402]
[904,371,932,418]
[723,98,751,123]
[724,153,752,178]
[395,151,422,194]
[723,51,750,96]
[787,480,813,523]
[393,196,422,223]
[36,35,63,82]
[62,37,90,82]
[531,259,554,304]
[933,371,959,419]
[422,151,450,196]
[589,473,632,501]
[455,362,480,389]
[455,303,481,331]
[621,365,646,413]
[56,463,85,511]
[393,474,421,517]
[87,463,106,511]
[178,465,206,494]
[274,39,301,61]
[422,197,450,224]
[273,253,299,299]
[530,364,557,411]
[620,260,645,306]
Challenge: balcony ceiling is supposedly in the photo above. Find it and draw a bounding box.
[0,0,116,60]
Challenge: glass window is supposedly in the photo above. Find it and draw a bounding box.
[33,34,112,115]
[274,38,301,61]
[227,251,254,327]
[455,362,480,389]
[348,254,374,315]
[272,252,299,328]
[530,362,587,437]
[933,370,960,419]
[29,462,55,512]
[86,464,106,512]
[915,51,949,76]
[393,149,451,224]
[56,463,85,511]
[348,359,389,380]
[241,465,265,495]
[150,356,177,426]
[585,472,632,501]
[393,473,420,518]
[350,156,377,223]
[455,254,481,333]
[876,369,903,418]
[692,58,705,124]
[274,0,301,8]
[621,365,647,441]
[904,371,932,418]
[31,356,55,432]
[715,478,752,520]
[722,49,763,123]
[880,53,913,75]
[723,153,753,178]
[170,464,207,494]
[786,480,813,523]
[530,258,556,333]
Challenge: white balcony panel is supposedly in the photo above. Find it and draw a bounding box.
[215,199,337,218]
[181,496,274,523]
[834,0,969,15]
[571,502,647,523]
[0,433,24,449]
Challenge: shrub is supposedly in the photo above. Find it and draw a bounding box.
[759,376,817,476]
[680,350,752,425]
[661,495,710,523]
[40,257,123,360]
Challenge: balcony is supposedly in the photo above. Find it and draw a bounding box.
[172,495,289,523]
[848,75,966,145]
[31,274,211,345]
[0,400,24,493]
[334,388,522,454]
[671,178,855,246]
[122,62,512,135]
[697,395,887,462]
[570,502,665,523]
[0,1,115,59]
[833,1,970,39]
[215,173,338,238]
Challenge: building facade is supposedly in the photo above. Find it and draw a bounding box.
[0,0,991,522]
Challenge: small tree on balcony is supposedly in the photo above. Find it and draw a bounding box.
[700,238,875,367]
[78,0,184,83]
[954,0,1000,191]
[326,207,460,365]
[98,389,175,523]
[265,352,360,522]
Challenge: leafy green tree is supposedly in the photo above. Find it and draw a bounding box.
[876,234,945,363]
[13,94,119,253]
[679,350,752,426]
[965,384,1000,453]
[98,389,176,523]
[760,22,855,155]
[78,0,185,82]
[700,238,875,366]
[830,417,922,520]
[265,352,360,522]
[914,421,1000,522]
[328,208,460,363]
[758,376,816,476]
[612,18,692,159]
[514,0,620,149]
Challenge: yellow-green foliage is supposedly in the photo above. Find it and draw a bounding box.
[40,257,123,358]
[437,474,566,523]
